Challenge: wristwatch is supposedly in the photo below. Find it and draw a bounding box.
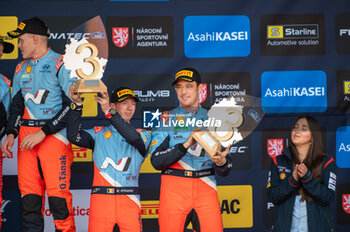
[109,108,117,116]
[105,108,117,118]
[70,102,83,111]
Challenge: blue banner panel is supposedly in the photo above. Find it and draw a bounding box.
[261,70,327,113]
[336,126,350,168]
[184,15,251,58]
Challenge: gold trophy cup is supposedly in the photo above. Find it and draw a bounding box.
[192,95,264,157]
[192,107,243,157]
[63,15,108,93]
[73,42,107,93]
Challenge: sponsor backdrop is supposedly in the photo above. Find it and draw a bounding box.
[1,0,350,231]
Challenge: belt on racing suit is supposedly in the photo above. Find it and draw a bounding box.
[91,186,139,195]
[21,119,49,127]
[161,168,215,178]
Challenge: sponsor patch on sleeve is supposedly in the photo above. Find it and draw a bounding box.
[94,126,104,134]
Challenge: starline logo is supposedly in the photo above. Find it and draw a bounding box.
[267,24,319,39]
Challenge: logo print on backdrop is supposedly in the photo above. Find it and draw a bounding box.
[112,27,129,47]
[345,81,350,94]
[107,16,174,58]
[267,139,283,158]
[261,70,327,113]
[199,83,207,103]
[184,15,251,58]
[260,14,325,56]
[343,194,350,214]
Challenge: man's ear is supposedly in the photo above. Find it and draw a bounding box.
[198,83,204,93]
[32,34,39,44]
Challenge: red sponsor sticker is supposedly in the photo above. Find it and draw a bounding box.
[343,194,350,214]
[199,83,207,103]
[112,27,129,48]
[267,139,283,158]
[94,126,104,134]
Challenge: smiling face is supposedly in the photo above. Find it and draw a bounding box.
[291,118,313,147]
[111,97,136,123]
[174,80,202,110]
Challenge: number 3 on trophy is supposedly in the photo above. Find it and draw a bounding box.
[75,43,100,80]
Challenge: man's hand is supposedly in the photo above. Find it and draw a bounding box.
[95,91,110,114]
[68,83,83,104]
[211,144,231,166]
[297,163,308,178]
[183,127,202,149]
[2,134,15,158]
[20,130,46,151]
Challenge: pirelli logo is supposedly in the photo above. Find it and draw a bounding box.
[72,144,92,162]
[175,70,193,79]
[18,22,26,30]
[141,201,159,219]
[117,89,134,97]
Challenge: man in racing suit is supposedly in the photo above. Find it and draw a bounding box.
[67,85,151,232]
[1,17,76,231]
[0,35,14,230]
[150,68,232,232]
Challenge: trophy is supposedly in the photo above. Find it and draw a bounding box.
[63,16,108,93]
[192,95,264,157]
